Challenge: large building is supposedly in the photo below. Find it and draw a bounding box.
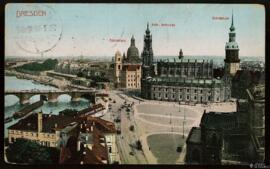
[8,111,119,164]
[141,23,231,103]
[186,84,265,164]
[8,112,81,148]
[114,36,142,89]
[186,111,237,164]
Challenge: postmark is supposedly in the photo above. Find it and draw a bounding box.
[14,4,63,55]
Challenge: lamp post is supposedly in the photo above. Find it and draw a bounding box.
[182,105,186,138]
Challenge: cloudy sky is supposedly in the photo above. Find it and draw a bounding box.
[5,3,265,58]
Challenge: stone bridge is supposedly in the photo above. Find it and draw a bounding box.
[5,89,96,105]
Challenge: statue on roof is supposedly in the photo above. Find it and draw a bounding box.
[179,49,183,59]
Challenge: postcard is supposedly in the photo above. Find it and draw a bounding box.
[4,3,266,166]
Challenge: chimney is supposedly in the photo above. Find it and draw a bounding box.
[77,140,81,151]
[38,112,43,133]
[236,99,239,112]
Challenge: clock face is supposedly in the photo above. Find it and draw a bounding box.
[15,4,63,55]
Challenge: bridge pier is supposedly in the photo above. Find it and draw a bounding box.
[71,93,81,102]
[19,94,30,105]
[48,93,58,103]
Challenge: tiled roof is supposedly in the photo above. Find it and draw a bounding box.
[122,65,140,71]
[200,111,237,129]
[87,116,116,133]
[233,70,265,84]
[8,113,83,133]
[77,104,105,117]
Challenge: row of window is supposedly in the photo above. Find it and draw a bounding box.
[127,83,140,87]
[162,70,210,75]
[154,94,219,101]
[153,87,218,94]
[128,78,137,82]
[10,137,55,147]
[9,130,55,138]
[127,74,140,78]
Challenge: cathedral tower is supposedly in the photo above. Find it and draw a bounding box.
[141,23,154,78]
[224,13,240,76]
[141,23,154,98]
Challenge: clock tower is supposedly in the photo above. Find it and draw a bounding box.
[224,13,240,76]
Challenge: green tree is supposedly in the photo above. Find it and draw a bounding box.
[16,59,58,72]
[6,139,53,164]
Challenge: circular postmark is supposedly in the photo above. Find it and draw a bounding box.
[14,4,62,54]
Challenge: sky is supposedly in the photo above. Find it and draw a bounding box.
[5,3,265,58]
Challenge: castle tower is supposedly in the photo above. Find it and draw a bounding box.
[114,51,122,85]
[224,12,240,76]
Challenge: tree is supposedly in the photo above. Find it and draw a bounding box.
[6,139,55,164]
[16,59,58,72]
[77,71,84,77]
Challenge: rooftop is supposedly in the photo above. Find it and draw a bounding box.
[122,64,141,71]
[200,111,237,129]
[186,127,201,144]
[8,113,83,133]
[147,77,224,87]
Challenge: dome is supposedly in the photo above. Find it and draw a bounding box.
[126,36,140,63]
[127,46,139,59]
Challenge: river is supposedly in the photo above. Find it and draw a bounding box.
[4,76,90,138]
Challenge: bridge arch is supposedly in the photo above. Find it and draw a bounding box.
[5,94,20,99]
[29,94,46,103]
[57,94,72,102]
[5,94,20,106]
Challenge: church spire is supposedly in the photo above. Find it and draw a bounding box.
[131,35,135,46]
[230,11,235,32]
[146,22,150,34]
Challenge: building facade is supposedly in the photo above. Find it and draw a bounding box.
[114,36,142,89]
[247,85,265,147]
[141,23,231,103]
[8,112,81,148]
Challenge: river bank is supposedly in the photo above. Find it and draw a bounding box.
[5,70,61,88]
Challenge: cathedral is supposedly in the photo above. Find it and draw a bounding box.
[114,36,142,89]
[140,19,240,103]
